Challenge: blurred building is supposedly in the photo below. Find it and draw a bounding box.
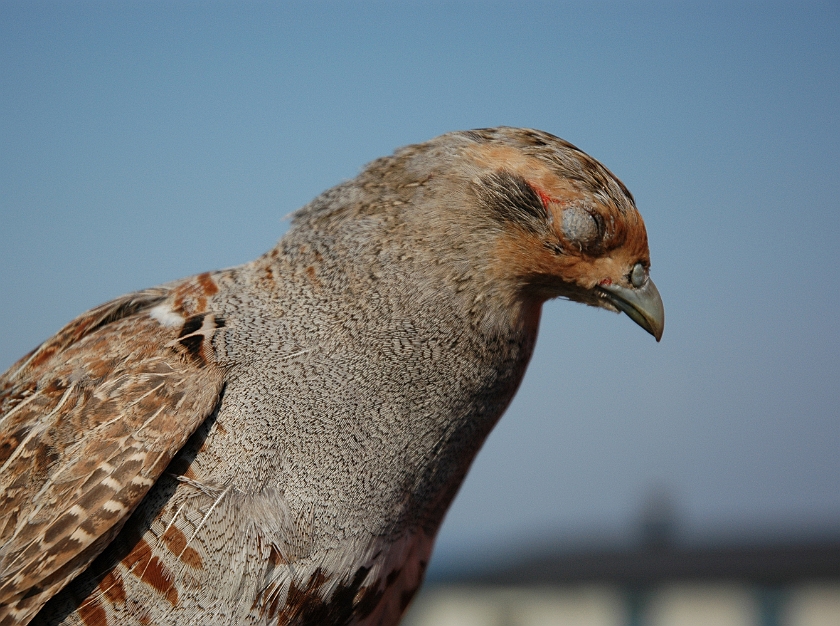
[403,537,840,626]
[404,494,840,626]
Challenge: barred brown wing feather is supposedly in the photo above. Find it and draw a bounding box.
[0,288,226,625]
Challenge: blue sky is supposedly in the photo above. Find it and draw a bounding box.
[1,2,838,571]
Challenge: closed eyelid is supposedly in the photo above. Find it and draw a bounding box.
[560,206,600,244]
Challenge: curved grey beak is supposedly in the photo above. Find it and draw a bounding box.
[599,278,665,341]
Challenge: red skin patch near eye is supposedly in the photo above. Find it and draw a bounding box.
[599,278,612,285]
[528,182,557,208]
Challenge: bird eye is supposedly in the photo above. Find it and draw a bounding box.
[630,262,646,288]
[561,207,601,247]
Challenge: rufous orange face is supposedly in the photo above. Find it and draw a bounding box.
[468,139,662,340]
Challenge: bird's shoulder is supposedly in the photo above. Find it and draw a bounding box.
[0,270,234,624]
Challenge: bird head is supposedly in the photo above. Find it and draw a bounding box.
[452,127,664,341]
[293,126,663,341]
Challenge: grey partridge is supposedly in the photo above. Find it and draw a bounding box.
[0,127,664,625]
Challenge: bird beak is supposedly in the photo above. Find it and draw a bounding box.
[598,278,665,341]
